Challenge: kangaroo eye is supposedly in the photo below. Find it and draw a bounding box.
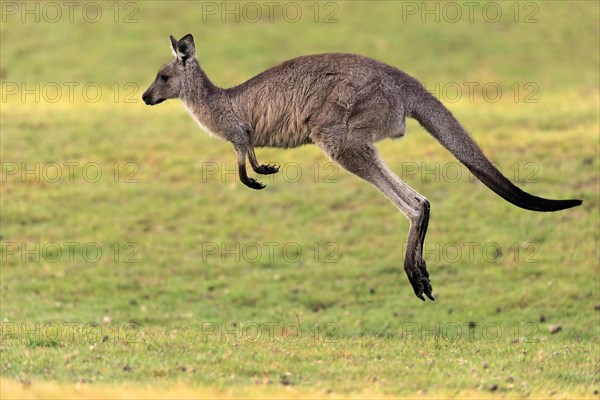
[159,75,170,82]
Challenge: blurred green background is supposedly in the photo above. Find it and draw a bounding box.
[1,1,598,397]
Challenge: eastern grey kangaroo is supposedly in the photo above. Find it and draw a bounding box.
[142,34,582,301]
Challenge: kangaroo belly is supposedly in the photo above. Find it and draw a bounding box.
[249,102,314,148]
[252,124,312,148]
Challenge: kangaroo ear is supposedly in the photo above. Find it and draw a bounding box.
[169,35,178,58]
[177,34,195,64]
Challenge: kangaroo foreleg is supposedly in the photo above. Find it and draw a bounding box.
[233,143,266,190]
[248,140,280,175]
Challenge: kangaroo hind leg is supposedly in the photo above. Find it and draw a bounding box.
[312,133,433,301]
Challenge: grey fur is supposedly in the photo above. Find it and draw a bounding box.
[142,34,582,301]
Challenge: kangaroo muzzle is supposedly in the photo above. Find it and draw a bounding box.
[142,90,158,106]
[141,85,166,106]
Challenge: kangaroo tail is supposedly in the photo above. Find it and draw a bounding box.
[409,87,582,212]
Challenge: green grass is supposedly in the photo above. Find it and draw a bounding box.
[1,1,599,398]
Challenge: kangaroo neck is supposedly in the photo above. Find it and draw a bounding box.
[181,60,219,104]
[180,60,229,138]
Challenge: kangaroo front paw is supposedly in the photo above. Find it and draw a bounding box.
[255,164,280,175]
[244,177,266,190]
[406,258,434,301]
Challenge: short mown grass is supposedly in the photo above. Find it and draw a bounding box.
[1,1,598,398]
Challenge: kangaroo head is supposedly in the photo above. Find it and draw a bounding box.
[142,34,196,105]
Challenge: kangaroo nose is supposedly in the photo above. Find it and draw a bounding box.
[142,92,149,104]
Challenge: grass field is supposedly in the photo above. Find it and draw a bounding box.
[1,1,599,398]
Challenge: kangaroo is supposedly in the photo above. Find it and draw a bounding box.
[142,34,582,301]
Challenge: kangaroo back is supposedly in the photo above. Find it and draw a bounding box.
[409,88,581,212]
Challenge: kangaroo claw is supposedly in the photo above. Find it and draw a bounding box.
[245,178,265,190]
[255,164,280,175]
[407,258,434,301]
